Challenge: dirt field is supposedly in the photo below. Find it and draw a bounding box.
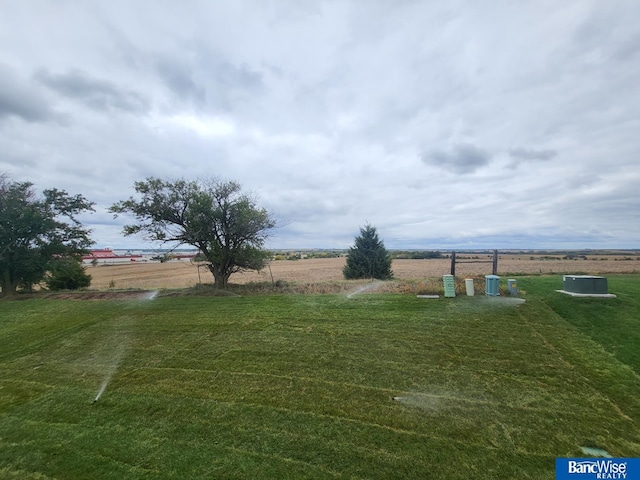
[87,254,640,290]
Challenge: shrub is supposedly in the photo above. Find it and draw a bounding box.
[45,258,92,291]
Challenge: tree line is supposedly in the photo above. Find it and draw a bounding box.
[2,174,394,297]
[0,174,94,296]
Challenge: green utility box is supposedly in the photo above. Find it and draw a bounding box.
[485,275,500,296]
[443,274,456,297]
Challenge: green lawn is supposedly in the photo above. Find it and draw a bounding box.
[1,275,639,479]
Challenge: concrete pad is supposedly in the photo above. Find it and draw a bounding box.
[555,290,617,298]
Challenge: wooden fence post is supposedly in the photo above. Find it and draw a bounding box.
[449,250,498,276]
[492,250,498,275]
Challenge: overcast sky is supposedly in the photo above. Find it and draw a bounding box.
[1,1,639,250]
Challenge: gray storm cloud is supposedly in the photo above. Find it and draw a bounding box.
[421,144,492,174]
[35,69,149,113]
[508,148,557,162]
[0,64,57,122]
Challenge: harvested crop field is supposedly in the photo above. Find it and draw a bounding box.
[87,254,640,290]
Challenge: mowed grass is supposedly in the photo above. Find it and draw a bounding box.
[1,276,640,479]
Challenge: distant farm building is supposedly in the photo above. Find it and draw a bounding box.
[82,249,144,265]
[82,248,198,265]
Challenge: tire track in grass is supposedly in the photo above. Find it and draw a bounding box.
[118,364,601,417]
[114,368,604,455]
[211,444,354,479]
[7,396,554,462]
[519,301,640,424]
[1,382,560,479]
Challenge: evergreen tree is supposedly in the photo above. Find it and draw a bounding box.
[343,224,393,280]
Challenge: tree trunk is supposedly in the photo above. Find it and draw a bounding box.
[214,275,226,289]
[0,275,18,297]
[209,264,231,289]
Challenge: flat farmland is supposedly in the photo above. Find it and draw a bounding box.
[87,254,640,290]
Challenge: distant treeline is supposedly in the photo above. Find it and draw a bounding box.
[266,249,640,262]
[270,250,446,261]
[506,249,640,256]
[390,251,444,260]
[272,251,344,260]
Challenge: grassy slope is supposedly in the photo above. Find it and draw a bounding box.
[523,275,640,373]
[0,276,639,479]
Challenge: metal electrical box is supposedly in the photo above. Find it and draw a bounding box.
[485,275,500,296]
[443,274,456,297]
[465,278,474,296]
[507,279,518,295]
[563,275,608,294]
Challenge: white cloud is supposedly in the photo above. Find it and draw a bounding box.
[169,114,236,137]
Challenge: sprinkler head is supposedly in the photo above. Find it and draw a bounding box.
[92,399,97,404]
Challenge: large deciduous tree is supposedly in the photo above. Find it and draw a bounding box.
[0,174,95,297]
[110,177,276,288]
[343,224,393,280]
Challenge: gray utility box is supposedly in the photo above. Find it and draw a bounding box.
[563,275,608,294]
